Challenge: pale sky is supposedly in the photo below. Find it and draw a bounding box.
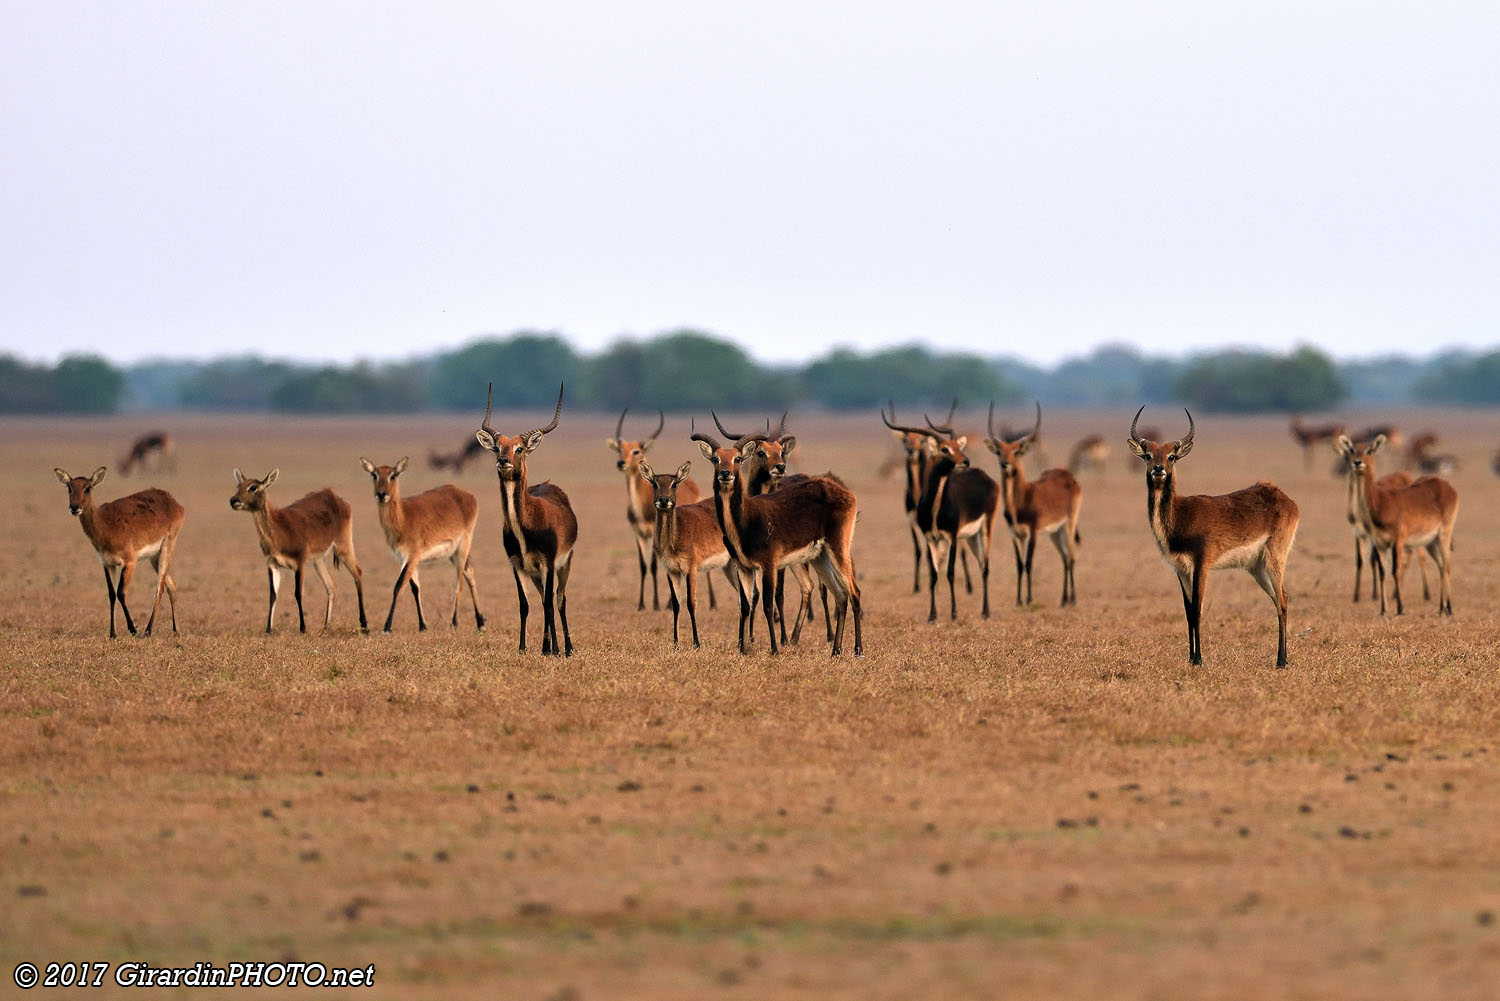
[3,1,1499,368]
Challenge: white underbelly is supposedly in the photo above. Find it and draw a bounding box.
[776,540,824,568]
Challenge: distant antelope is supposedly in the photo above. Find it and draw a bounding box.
[475,383,576,656]
[884,400,972,595]
[118,431,175,476]
[428,437,486,473]
[54,466,184,638]
[607,408,709,612]
[691,428,862,656]
[638,459,745,649]
[1066,435,1109,476]
[1127,409,1300,668]
[1333,438,1429,604]
[1336,434,1457,616]
[984,402,1082,608]
[230,469,368,634]
[880,409,999,623]
[1289,416,1345,469]
[359,456,485,633]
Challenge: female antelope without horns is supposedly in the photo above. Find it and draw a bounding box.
[985,402,1082,608]
[359,456,485,633]
[1127,409,1299,668]
[54,466,185,638]
[230,469,368,634]
[1332,437,1429,606]
[639,458,745,649]
[1335,434,1457,617]
[476,382,577,657]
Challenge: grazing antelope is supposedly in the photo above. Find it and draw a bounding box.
[1127,409,1300,668]
[118,431,175,476]
[880,409,999,624]
[428,436,487,473]
[984,403,1082,608]
[639,459,745,649]
[1066,435,1110,477]
[54,466,184,638]
[359,456,485,633]
[230,469,368,634]
[607,408,709,612]
[1335,434,1457,616]
[1289,416,1345,469]
[691,428,862,656]
[1333,439,1429,604]
[885,401,972,595]
[475,383,577,657]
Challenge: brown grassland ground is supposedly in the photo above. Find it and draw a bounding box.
[2,407,1499,1000]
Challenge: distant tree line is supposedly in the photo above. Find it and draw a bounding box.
[5,333,1498,415]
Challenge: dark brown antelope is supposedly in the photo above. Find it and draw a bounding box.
[984,402,1082,608]
[475,383,577,656]
[639,459,745,649]
[1289,416,1345,469]
[880,409,999,624]
[230,469,368,634]
[54,466,185,638]
[359,457,485,633]
[1335,434,1457,616]
[118,431,176,476]
[607,408,709,611]
[428,436,486,473]
[884,401,971,595]
[1127,409,1300,668]
[691,428,862,656]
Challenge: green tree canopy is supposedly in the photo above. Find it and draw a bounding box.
[428,333,581,411]
[1174,346,1345,413]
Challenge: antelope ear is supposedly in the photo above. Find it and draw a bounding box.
[54,467,71,485]
[90,466,108,486]
[394,456,409,475]
[264,468,280,486]
[638,460,655,482]
[233,467,245,484]
[1334,435,1353,456]
[604,438,620,451]
[523,431,545,453]
[1172,438,1193,460]
[1013,438,1032,457]
[696,440,717,462]
[890,428,907,443]
[983,437,1001,454]
[359,457,376,475]
[954,435,968,451]
[1370,434,1386,453]
[475,429,497,452]
[640,439,654,453]
[1126,437,1149,460]
[738,439,759,458]
[675,460,692,484]
[779,436,796,457]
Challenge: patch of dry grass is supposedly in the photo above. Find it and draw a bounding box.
[4,410,1500,999]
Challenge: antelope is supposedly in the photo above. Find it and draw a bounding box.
[880,409,999,623]
[230,469,368,634]
[691,427,862,656]
[53,466,184,638]
[1335,434,1457,616]
[118,431,175,476]
[607,408,709,612]
[1066,434,1110,477]
[885,401,972,595]
[638,459,745,649]
[1333,439,1429,604]
[984,402,1082,608]
[1289,416,1345,469]
[359,456,485,633]
[428,436,486,473]
[475,383,577,656]
[1127,409,1300,668]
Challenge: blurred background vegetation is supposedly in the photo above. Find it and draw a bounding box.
[3,329,1497,414]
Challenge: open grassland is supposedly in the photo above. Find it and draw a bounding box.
[4,408,1500,1000]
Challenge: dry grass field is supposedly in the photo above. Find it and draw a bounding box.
[4,406,1500,1000]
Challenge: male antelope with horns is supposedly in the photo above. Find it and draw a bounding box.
[476,383,577,656]
[1127,409,1300,668]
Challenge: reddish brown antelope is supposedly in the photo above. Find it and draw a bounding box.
[639,459,745,649]
[54,466,184,638]
[1335,434,1457,616]
[880,409,999,623]
[118,431,176,476]
[1127,409,1300,668]
[607,408,709,612]
[230,469,368,634]
[1066,435,1109,477]
[984,402,1082,608]
[475,383,577,656]
[1333,439,1429,604]
[359,457,485,633]
[691,428,862,656]
[1289,416,1345,469]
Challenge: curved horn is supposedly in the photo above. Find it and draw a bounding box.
[648,409,664,442]
[772,411,788,441]
[945,397,958,427]
[1022,401,1042,444]
[925,413,955,437]
[881,407,933,438]
[689,418,723,452]
[1129,405,1146,443]
[713,411,748,442]
[987,401,998,442]
[615,407,628,440]
[1181,408,1195,447]
[529,383,564,438]
[482,382,496,435]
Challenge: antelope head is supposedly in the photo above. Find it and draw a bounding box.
[882,407,969,468]
[54,466,108,516]
[230,467,279,511]
[639,459,693,512]
[476,383,564,481]
[1334,433,1386,474]
[1126,406,1195,483]
[715,411,796,482]
[692,417,766,492]
[359,456,409,504]
[606,407,664,474]
[984,401,1042,477]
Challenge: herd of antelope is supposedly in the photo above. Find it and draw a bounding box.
[53,400,1472,668]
